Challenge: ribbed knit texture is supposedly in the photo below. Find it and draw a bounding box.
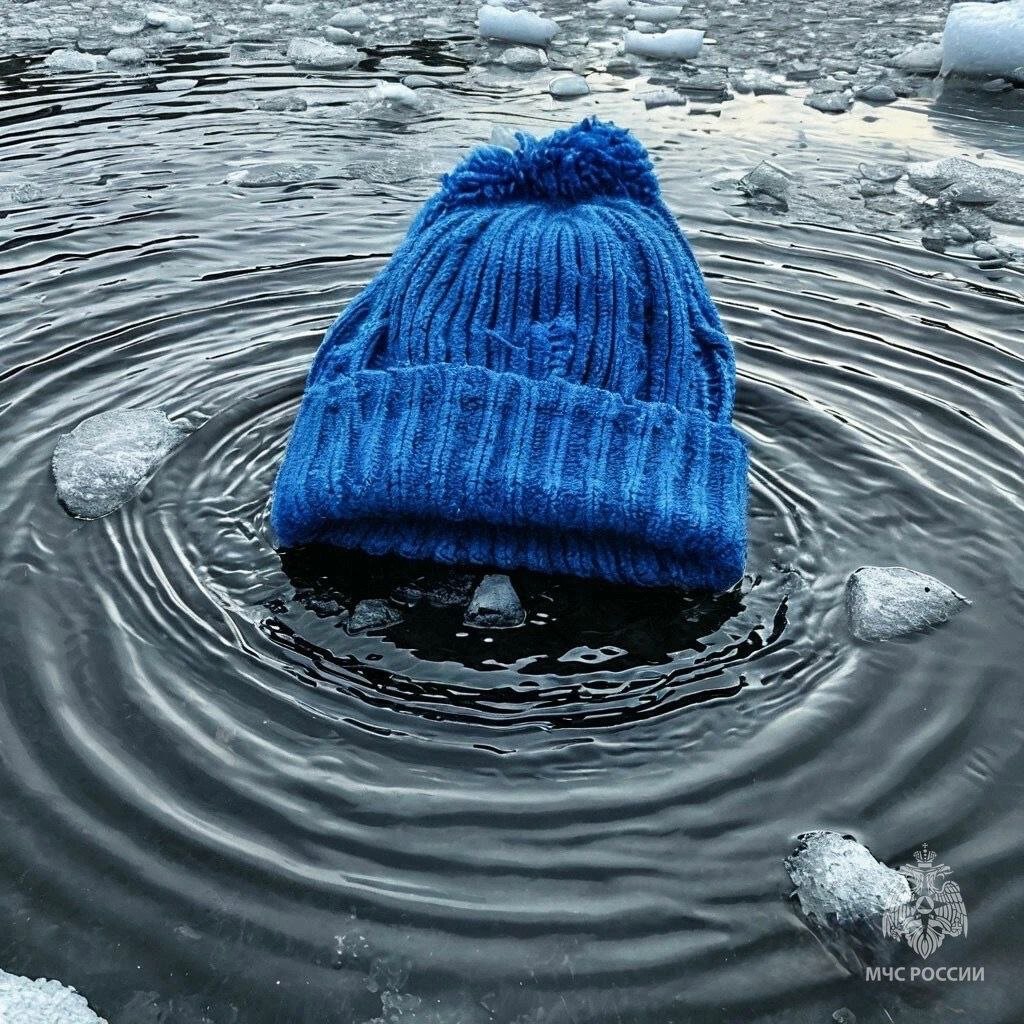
[272,118,748,590]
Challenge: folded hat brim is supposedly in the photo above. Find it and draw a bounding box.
[271,363,747,590]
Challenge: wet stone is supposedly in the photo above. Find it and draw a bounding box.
[345,599,402,635]
[52,409,187,520]
[845,565,970,642]
[465,574,526,628]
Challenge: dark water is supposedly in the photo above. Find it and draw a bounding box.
[2,7,1024,1024]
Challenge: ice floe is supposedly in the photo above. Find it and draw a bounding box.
[52,409,187,520]
[623,27,703,60]
[287,36,359,69]
[478,4,558,47]
[845,565,970,642]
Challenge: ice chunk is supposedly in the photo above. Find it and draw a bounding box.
[500,46,548,70]
[345,599,402,635]
[478,4,558,47]
[258,93,309,111]
[111,20,146,36]
[623,27,704,60]
[855,83,897,103]
[786,831,911,926]
[329,7,370,30]
[43,49,100,72]
[891,41,943,74]
[593,0,631,14]
[402,74,443,89]
[549,73,590,97]
[605,55,640,76]
[631,4,682,23]
[107,47,147,65]
[326,26,358,43]
[145,10,195,33]
[731,69,787,94]
[845,565,970,642]
[366,81,425,108]
[0,969,106,1024]
[489,123,520,150]
[465,575,525,628]
[0,179,49,205]
[738,160,793,206]
[391,571,474,608]
[906,155,1024,202]
[941,1,1024,78]
[636,85,687,108]
[228,162,319,186]
[804,89,854,113]
[52,409,187,520]
[287,37,360,69]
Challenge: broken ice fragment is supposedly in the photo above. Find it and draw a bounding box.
[731,69,787,95]
[107,46,147,65]
[891,41,943,74]
[738,160,793,207]
[465,575,525,628]
[804,90,853,113]
[52,409,187,520]
[787,831,911,926]
[43,49,100,72]
[229,162,319,187]
[549,73,590,97]
[478,4,559,47]
[905,156,1024,202]
[942,0,1024,78]
[855,83,897,103]
[367,81,424,108]
[845,565,970,642]
[258,93,309,111]
[624,27,704,60]
[499,46,548,70]
[0,969,105,1024]
[636,85,687,108]
[287,37,360,69]
[489,124,520,151]
[329,7,370,31]
[631,4,682,24]
[345,599,402,635]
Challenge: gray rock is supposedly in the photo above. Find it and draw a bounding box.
[787,831,910,925]
[0,968,106,1023]
[52,409,187,519]
[845,565,970,642]
[465,574,525,628]
[345,599,402,635]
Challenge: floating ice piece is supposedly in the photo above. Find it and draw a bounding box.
[52,409,187,520]
[804,89,853,113]
[107,46,147,65]
[258,93,309,111]
[845,565,970,642]
[146,10,195,32]
[632,3,682,23]
[905,155,1024,202]
[329,7,370,30]
[941,1,1024,78]
[43,49,100,72]
[605,55,640,76]
[111,20,146,36]
[738,160,793,206]
[731,68,787,94]
[0,179,49,205]
[891,41,943,73]
[465,575,525,628]
[489,123,520,150]
[287,37,360,68]
[636,85,687,108]
[0,969,106,1024]
[367,81,425,108]
[229,162,319,187]
[325,25,358,43]
[391,571,474,608]
[345,599,402,635]
[855,83,897,103]
[549,73,590,97]
[478,4,558,47]
[623,27,704,60]
[499,45,547,70]
[402,74,443,89]
[594,0,631,14]
[786,831,911,926]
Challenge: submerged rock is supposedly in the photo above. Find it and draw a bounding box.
[845,565,970,642]
[346,599,403,635]
[465,575,525,628]
[786,830,911,974]
[52,409,187,519]
[0,968,106,1023]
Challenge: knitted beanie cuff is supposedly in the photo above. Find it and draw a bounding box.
[271,364,747,590]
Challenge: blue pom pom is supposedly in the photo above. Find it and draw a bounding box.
[439,118,660,206]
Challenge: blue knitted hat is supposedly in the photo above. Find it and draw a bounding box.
[272,118,747,590]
